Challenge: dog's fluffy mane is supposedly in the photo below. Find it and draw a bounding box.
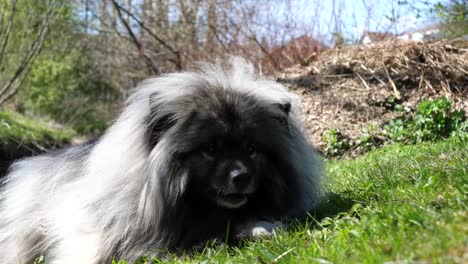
[0,57,322,263]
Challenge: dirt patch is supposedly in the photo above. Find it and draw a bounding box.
[278,38,468,150]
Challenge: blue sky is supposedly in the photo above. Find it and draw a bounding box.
[272,0,445,42]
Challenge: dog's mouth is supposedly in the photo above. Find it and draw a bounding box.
[216,193,248,209]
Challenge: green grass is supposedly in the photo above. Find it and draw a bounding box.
[0,110,74,150]
[135,136,467,264]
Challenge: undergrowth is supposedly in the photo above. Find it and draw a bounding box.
[0,111,75,174]
[0,111,74,147]
[322,97,467,158]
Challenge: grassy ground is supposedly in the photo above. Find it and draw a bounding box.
[137,136,467,264]
[0,111,74,145]
[0,111,75,175]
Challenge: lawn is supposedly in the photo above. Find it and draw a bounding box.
[0,111,74,146]
[138,136,467,264]
[0,111,75,175]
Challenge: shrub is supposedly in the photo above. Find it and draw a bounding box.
[384,97,467,143]
[24,49,117,135]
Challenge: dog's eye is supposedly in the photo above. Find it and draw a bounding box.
[203,143,216,157]
[247,143,256,157]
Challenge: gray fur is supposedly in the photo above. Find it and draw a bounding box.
[0,57,322,263]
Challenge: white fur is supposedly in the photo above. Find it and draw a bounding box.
[236,220,285,238]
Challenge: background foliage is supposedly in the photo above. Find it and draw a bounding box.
[1,0,466,137]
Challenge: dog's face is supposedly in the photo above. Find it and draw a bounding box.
[183,134,267,209]
[153,87,291,209]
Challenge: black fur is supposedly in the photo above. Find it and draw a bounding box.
[136,86,313,252]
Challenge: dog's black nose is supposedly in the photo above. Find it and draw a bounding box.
[230,169,250,189]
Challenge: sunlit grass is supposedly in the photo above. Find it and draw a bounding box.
[0,110,74,149]
[128,136,467,263]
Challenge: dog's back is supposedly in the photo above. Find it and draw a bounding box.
[0,142,95,263]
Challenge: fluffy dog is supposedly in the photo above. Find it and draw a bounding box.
[0,58,322,263]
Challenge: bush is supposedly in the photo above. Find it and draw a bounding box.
[384,97,467,143]
[23,49,117,135]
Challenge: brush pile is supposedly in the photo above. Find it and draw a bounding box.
[278,38,468,152]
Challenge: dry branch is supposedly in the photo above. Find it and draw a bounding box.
[0,0,60,106]
[383,65,401,99]
[111,0,160,74]
[111,0,182,70]
[0,0,17,67]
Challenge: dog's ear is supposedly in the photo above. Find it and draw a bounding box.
[148,114,176,146]
[272,101,291,127]
[147,94,177,147]
[277,102,291,115]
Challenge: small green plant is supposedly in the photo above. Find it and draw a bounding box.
[322,128,351,158]
[383,95,404,112]
[384,97,467,143]
[412,97,466,140]
[356,124,385,152]
[384,117,410,142]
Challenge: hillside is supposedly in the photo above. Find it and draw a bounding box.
[278,38,467,153]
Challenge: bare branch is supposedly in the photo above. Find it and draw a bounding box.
[0,0,18,67]
[0,50,38,106]
[0,0,59,106]
[209,24,231,54]
[227,17,280,70]
[111,0,181,69]
[0,0,8,36]
[111,0,159,74]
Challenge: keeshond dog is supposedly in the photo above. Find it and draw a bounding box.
[0,58,322,263]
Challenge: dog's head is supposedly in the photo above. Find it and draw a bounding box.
[146,84,293,209]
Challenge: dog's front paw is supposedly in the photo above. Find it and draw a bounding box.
[236,220,284,239]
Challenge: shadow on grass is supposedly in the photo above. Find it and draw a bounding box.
[312,192,356,221]
[285,192,356,229]
[122,192,358,263]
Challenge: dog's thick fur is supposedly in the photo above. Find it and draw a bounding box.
[0,58,322,263]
